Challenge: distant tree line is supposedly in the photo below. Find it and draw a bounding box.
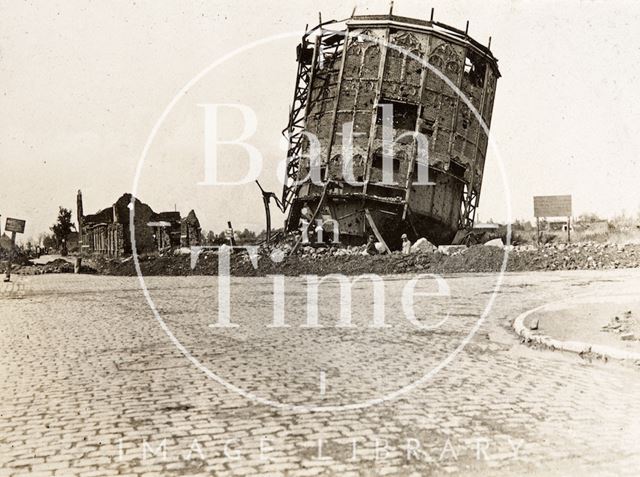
[201,227,267,246]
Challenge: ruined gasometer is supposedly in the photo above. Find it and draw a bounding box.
[279,12,500,249]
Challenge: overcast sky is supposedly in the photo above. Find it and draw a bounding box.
[1,0,640,242]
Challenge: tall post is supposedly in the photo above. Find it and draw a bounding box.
[4,231,16,282]
[227,221,236,246]
[261,195,272,244]
[536,217,540,246]
[567,216,571,243]
[77,190,83,246]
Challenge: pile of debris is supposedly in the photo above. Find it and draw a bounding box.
[75,239,640,277]
[0,249,31,267]
[508,242,639,271]
[10,258,74,275]
[602,310,639,342]
[12,237,639,277]
[9,258,98,275]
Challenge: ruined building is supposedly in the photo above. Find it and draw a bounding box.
[76,190,200,256]
[147,211,182,251]
[181,210,202,247]
[281,13,500,247]
[147,210,202,250]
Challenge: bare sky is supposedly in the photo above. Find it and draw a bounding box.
[1,0,640,242]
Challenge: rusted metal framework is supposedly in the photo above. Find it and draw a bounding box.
[281,13,500,247]
[282,20,347,211]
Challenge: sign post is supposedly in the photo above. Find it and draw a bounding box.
[533,195,572,245]
[4,218,26,282]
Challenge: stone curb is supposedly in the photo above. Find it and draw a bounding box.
[513,303,640,361]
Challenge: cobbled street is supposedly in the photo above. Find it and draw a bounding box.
[2,269,640,476]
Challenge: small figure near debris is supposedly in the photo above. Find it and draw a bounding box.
[300,202,312,223]
[298,202,314,244]
[401,233,412,255]
[365,235,378,256]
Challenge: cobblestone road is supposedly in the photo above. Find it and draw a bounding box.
[1,269,640,476]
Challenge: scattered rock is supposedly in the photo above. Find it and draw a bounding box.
[411,237,437,253]
[438,245,467,256]
[484,238,504,248]
[34,240,640,277]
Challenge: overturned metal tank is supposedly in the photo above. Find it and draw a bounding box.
[281,13,500,248]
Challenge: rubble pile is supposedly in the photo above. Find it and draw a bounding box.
[507,242,639,271]
[9,258,76,275]
[76,240,640,277]
[0,249,31,267]
[8,238,640,277]
[39,259,75,274]
[602,310,640,342]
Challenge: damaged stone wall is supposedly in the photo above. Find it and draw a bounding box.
[83,223,125,257]
[180,210,202,247]
[79,193,166,256]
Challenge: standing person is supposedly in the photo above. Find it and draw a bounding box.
[401,233,412,255]
[298,202,313,243]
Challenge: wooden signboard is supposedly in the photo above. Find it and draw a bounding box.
[533,195,572,218]
[5,217,26,234]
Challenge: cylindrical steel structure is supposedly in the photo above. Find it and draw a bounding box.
[283,14,500,247]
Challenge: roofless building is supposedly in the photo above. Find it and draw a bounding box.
[281,12,500,247]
